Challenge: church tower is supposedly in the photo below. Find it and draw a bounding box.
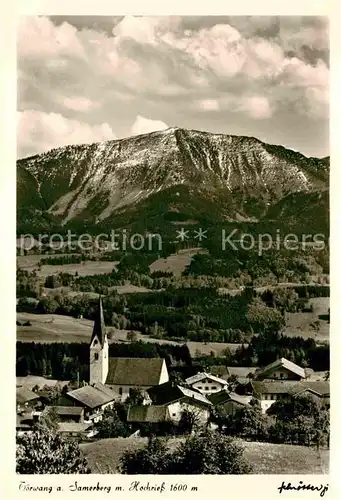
[89,296,109,385]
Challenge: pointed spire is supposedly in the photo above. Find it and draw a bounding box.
[90,296,106,346]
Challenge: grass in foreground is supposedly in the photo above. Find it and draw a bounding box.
[80,437,329,475]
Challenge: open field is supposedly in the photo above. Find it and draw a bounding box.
[284,297,329,341]
[17,255,119,277]
[149,248,206,277]
[16,375,69,390]
[80,437,329,474]
[16,313,242,355]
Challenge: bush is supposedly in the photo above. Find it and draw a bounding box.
[120,430,252,474]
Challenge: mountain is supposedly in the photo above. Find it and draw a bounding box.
[17,127,329,234]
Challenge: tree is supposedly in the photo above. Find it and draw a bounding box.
[124,388,144,407]
[95,407,130,439]
[127,330,138,342]
[120,436,170,474]
[268,394,329,447]
[178,407,204,434]
[16,428,91,474]
[120,430,252,474]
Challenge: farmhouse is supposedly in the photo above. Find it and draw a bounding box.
[236,379,330,413]
[43,405,85,423]
[254,358,306,381]
[57,422,97,438]
[89,298,169,400]
[16,386,41,412]
[147,381,212,426]
[208,389,250,415]
[185,372,228,395]
[66,384,117,423]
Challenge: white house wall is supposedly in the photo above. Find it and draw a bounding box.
[189,379,227,395]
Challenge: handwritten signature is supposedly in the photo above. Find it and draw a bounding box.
[278,481,329,497]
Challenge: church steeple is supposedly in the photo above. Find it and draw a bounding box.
[90,296,106,346]
[89,296,109,385]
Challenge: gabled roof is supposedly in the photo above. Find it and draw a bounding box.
[208,389,250,406]
[93,382,119,399]
[226,367,258,377]
[251,381,302,395]
[16,386,40,405]
[148,382,212,407]
[291,381,330,397]
[90,296,106,346]
[44,406,84,416]
[185,372,228,386]
[251,380,330,397]
[127,405,169,423]
[67,385,116,409]
[106,357,166,386]
[57,422,92,434]
[255,358,306,379]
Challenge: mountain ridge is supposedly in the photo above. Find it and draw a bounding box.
[17,127,329,233]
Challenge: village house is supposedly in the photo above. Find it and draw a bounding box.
[66,383,117,423]
[208,388,250,415]
[56,422,97,439]
[254,358,306,381]
[89,298,169,400]
[16,386,41,413]
[43,405,85,423]
[237,380,330,413]
[146,381,213,426]
[185,372,228,395]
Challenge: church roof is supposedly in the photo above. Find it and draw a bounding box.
[90,296,106,346]
[106,357,165,386]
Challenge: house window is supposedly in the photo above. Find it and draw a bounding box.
[212,386,217,390]
[94,339,98,345]
[119,388,123,395]
[205,387,209,391]
[94,353,99,360]
[280,372,284,379]
[172,413,176,417]
[198,386,202,390]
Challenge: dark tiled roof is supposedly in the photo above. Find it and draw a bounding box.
[148,381,212,407]
[208,389,249,406]
[106,357,166,386]
[67,385,116,409]
[255,358,305,379]
[90,296,106,346]
[252,381,301,395]
[127,405,169,423]
[292,381,330,397]
[93,382,119,399]
[252,380,330,396]
[44,405,84,416]
[16,387,40,404]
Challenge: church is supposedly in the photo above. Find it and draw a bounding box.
[88,297,169,401]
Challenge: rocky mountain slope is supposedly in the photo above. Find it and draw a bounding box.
[17,127,329,233]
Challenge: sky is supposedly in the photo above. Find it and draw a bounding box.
[17,15,329,159]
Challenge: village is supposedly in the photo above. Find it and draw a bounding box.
[17,298,330,449]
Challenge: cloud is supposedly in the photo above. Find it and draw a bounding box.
[17,110,116,158]
[196,99,220,111]
[240,96,273,119]
[130,115,168,136]
[17,16,329,157]
[60,96,100,112]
